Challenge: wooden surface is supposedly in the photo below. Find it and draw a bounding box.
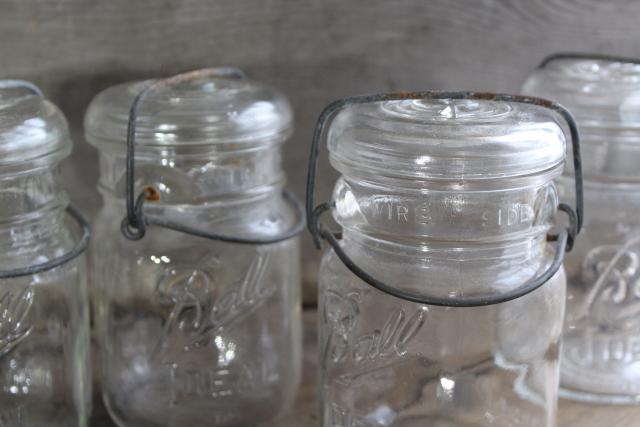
[88,309,640,427]
[3,0,640,301]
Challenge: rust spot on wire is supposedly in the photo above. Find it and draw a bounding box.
[144,186,160,202]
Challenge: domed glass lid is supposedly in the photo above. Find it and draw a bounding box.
[328,98,566,182]
[523,56,640,181]
[0,84,71,173]
[523,57,640,130]
[84,72,293,148]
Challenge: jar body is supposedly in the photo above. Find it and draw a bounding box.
[93,199,301,427]
[318,95,569,426]
[319,241,565,427]
[0,186,90,426]
[559,176,640,403]
[0,84,91,426]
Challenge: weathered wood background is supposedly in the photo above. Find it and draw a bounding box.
[4,0,640,301]
[3,1,640,425]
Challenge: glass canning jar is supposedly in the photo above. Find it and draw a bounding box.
[85,70,302,426]
[309,93,579,427]
[0,81,91,426]
[524,54,640,403]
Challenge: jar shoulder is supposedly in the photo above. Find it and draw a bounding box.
[94,190,301,240]
[319,240,563,303]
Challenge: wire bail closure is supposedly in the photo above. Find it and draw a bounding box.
[0,80,91,279]
[306,91,584,307]
[121,67,305,244]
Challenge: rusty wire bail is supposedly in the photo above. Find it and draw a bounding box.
[121,67,305,243]
[306,91,584,307]
[0,80,91,279]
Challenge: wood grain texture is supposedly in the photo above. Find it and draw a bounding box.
[3,0,640,301]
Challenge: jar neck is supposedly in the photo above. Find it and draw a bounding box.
[0,166,69,250]
[331,175,558,298]
[99,177,298,242]
[342,227,548,265]
[339,225,551,300]
[94,140,285,204]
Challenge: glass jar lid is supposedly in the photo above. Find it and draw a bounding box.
[84,73,293,148]
[328,98,566,185]
[523,58,640,130]
[0,85,71,174]
[523,57,640,181]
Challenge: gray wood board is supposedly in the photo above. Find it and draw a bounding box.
[3,0,640,300]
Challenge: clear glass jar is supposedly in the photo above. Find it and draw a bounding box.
[0,83,90,426]
[85,72,302,426]
[315,97,570,426]
[524,56,640,403]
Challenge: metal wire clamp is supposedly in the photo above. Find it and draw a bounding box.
[306,91,583,307]
[0,80,91,279]
[120,68,305,243]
